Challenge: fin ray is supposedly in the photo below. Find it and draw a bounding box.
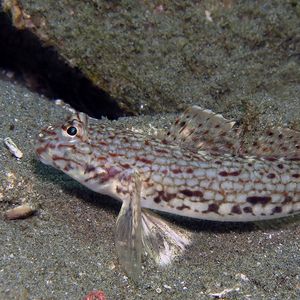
[141,210,191,266]
[167,105,299,160]
[166,106,239,155]
[115,171,142,281]
[241,127,300,159]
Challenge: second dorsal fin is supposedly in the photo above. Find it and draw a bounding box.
[166,106,239,154]
[242,127,300,160]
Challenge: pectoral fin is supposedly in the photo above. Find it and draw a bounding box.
[141,209,192,266]
[115,171,142,282]
[115,171,192,279]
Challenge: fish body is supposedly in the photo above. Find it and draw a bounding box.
[35,106,300,279]
[36,108,300,221]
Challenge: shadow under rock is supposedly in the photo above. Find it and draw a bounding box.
[0,12,127,119]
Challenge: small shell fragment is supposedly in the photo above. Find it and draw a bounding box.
[4,137,23,159]
[5,204,36,220]
[54,98,64,106]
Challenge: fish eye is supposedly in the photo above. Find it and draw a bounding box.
[67,126,77,136]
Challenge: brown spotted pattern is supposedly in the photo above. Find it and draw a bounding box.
[36,109,300,222]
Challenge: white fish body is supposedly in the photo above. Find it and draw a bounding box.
[36,106,300,280]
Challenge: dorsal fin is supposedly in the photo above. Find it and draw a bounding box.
[166,106,299,160]
[166,106,240,154]
[242,127,300,160]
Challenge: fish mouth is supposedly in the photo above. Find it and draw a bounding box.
[35,142,55,167]
[37,153,53,166]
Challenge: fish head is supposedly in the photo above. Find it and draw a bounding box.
[35,112,107,184]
